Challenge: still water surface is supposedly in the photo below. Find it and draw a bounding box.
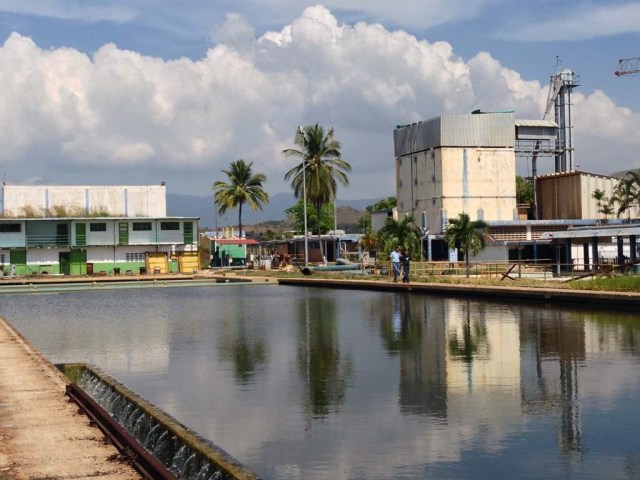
[1,285,640,479]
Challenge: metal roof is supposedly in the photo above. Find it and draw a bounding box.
[540,225,640,240]
[515,119,558,128]
[208,238,259,245]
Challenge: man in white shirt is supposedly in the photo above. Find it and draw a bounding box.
[389,246,401,282]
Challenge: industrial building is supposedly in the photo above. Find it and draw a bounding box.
[393,67,638,267]
[0,184,198,276]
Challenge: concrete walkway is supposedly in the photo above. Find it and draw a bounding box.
[0,317,140,479]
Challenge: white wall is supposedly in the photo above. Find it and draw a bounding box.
[3,185,166,217]
[27,249,60,264]
[397,147,516,234]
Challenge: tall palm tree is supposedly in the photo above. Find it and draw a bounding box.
[443,212,488,277]
[377,215,421,259]
[283,124,351,236]
[213,159,269,237]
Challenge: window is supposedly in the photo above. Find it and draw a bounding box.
[125,252,146,262]
[89,223,107,232]
[132,222,152,231]
[0,223,20,233]
[160,222,180,231]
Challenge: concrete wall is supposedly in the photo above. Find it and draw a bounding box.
[3,185,166,217]
[397,147,516,234]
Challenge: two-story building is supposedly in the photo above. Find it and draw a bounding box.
[0,185,199,276]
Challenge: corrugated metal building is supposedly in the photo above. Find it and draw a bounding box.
[536,171,623,220]
[394,112,517,235]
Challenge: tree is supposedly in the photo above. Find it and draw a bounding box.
[359,197,397,234]
[443,213,488,277]
[377,215,421,259]
[283,125,351,237]
[286,200,335,235]
[610,171,640,219]
[516,176,534,205]
[213,159,269,237]
[592,188,612,221]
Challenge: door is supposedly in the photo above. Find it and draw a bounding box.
[118,223,129,245]
[75,223,86,246]
[9,249,26,276]
[69,249,87,276]
[56,223,69,246]
[59,252,71,275]
[183,222,194,244]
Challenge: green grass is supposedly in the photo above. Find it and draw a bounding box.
[567,275,640,292]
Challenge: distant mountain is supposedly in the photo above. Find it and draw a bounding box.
[167,192,383,229]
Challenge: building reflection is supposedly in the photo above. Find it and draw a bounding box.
[375,295,640,459]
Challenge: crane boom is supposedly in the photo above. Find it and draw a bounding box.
[615,57,640,76]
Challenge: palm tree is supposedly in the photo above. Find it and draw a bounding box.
[443,212,488,277]
[611,171,640,220]
[377,215,421,259]
[283,124,351,236]
[213,159,269,237]
[592,189,607,221]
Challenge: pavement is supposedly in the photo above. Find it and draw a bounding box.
[0,317,140,480]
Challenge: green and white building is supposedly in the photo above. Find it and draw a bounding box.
[0,185,199,276]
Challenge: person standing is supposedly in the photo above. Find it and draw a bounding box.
[401,249,411,283]
[390,246,401,282]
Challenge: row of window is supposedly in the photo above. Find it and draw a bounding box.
[1,221,183,233]
[125,252,146,262]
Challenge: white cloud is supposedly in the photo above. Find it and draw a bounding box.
[0,6,637,198]
[0,0,136,23]
[500,2,640,41]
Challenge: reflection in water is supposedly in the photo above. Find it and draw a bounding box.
[2,287,640,479]
[296,294,353,421]
[217,301,268,385]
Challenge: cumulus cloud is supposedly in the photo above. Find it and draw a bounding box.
[0,6,637,197]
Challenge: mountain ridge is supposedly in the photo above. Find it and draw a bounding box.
[167,192,382,228]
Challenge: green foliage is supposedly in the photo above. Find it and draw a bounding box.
[214,159,269,236]
[570,275,640,292]
[609,171,640,219]
[286,200,334,235]
[515,176,534,204]
[359,197,398,235]
[376,215,421,259]
[283,124,351,236]
[366,197,397,213]
[443,212,488,277]
[359,230,378,252]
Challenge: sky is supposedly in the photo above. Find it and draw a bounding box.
[0,0,639,201]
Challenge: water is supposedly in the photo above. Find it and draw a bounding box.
[2,284,640,479]
[77,371,230,480]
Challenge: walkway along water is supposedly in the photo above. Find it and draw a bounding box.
[0,316,140,479]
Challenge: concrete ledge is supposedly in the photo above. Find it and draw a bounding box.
[277,277,640,310]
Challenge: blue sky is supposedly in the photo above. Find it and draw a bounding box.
[0,1,639,199]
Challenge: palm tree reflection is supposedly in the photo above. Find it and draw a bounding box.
[217,308,268,385]
[298,294,353,422]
